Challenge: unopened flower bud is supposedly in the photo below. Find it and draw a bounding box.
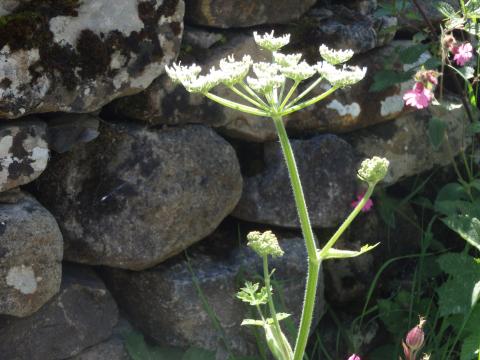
[357,157,389,185]
[347,354,361,360]
[405,317,426,351]
[247,230,284,258]
[443,33,457,50]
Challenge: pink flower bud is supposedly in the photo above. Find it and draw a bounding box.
[405,317,426,351]
[348,354,361,360]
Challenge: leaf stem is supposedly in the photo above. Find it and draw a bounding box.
[205,92,268,117]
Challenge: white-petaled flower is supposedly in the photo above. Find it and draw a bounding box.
[247,74,285,94]
[319,44,354,65]
[184,66,223,93]
[357,156,389,185]
[219,55,253,86]
[316,61,366,88]
[273,52,302,67]
[253,31,290,52]
[280,61,316,81]
[165,62,202,84]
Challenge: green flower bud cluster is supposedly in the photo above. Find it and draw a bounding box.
[357,156,390,185]
[247,230,284,258]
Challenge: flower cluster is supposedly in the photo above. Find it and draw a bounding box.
[403,68,439,110]
[247,230,284,258]
[253,30,290,52]
[316,61,367,88]
[357,156,390,186]
[319,44,354,65]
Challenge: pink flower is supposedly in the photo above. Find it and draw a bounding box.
[403,82,433,109]
[351,192,373,212]
[451,42,473,66]
[348,355,361,360]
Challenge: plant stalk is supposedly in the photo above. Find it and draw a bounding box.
[272,115,320,360]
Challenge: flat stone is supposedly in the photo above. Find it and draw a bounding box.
[184,0,316,28]
[0,120,49,192]
[103,229,324,357]
[0,264,118,360]
[0,191,63,317]
[34,123,242,270]
[69,337,130,360]
[346,96,470,185]
[233,134,357,228]
[0,0,184,119]
[47,113,100,153]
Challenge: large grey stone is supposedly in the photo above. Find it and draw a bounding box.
[184,0,316,28]
[233,134,357,228]
[35,124,242,270]
[0,120,49,192]
[103,230,323,357]
[69,337,130,360]
[0,264,118,360]
[346,97,470,185]
[0,190,62,317]
[0,0,184,119]
[109,37,411,142]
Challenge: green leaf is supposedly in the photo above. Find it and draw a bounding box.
[459,66,476,80]
[460,332,480,360]
[437,1,459,18]
[434,183,469,216]
[472,281,480,307]
[237,282,269,306]
[428,116,447,150]
[125,331,184,360]
[321,243,380,260]
[467,122,480,135]
[241,319,265,327]
[436,253,480,317]
[423,57,442,69]
[399,44,429,64]
[369,69,413,92]
[442,215,480,252]
[182,348,216,360]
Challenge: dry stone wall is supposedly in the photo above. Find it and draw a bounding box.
[0,0,465,359]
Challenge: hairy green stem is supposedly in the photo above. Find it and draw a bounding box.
[263,256,291,360]
[229,85,270,110]
[285,76,324,109]
[205,92,268,117]
[319,185,374,259]
[280,80,300,110]
[240,81,269,108]
[282,86,338,116]
[272,115,320,360]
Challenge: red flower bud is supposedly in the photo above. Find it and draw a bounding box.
[405,317,426,351]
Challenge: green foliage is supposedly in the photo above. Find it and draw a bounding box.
[428,116,447,150]
[237,282,269,306]
[436,253,480,316]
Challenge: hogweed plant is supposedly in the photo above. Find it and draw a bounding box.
[166,31,390,360]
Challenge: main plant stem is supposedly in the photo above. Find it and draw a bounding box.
[272,115,320,360]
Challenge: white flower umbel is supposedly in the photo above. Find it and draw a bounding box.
[316,61,366,88]
[273,52,302,67]
[165,62,202,84]
[280,61,316,81]
[185,66,223,93]
[319,44,354,65]
[254,30,290,52]
[219,55,253,86]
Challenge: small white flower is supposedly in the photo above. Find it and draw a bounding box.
[253,31,290,52]
[219,55,253,86]
[184,67,223,93]
[252,62,280,78]
[165,62,202,84]
[316,61,366,88]
[247,74,285,94]
[319,45,354,65]
[273,52,302,67]
[280,61,316,81]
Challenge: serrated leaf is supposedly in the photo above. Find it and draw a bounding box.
[428,116,447,150]
[321,243,380,260]
[442,215,480,252]
[182,348,216,360]
[437,1,458,17]
[436,253,480,317]
[369,70,413,92]
[434,183,469,216]
[399,44,429,64]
